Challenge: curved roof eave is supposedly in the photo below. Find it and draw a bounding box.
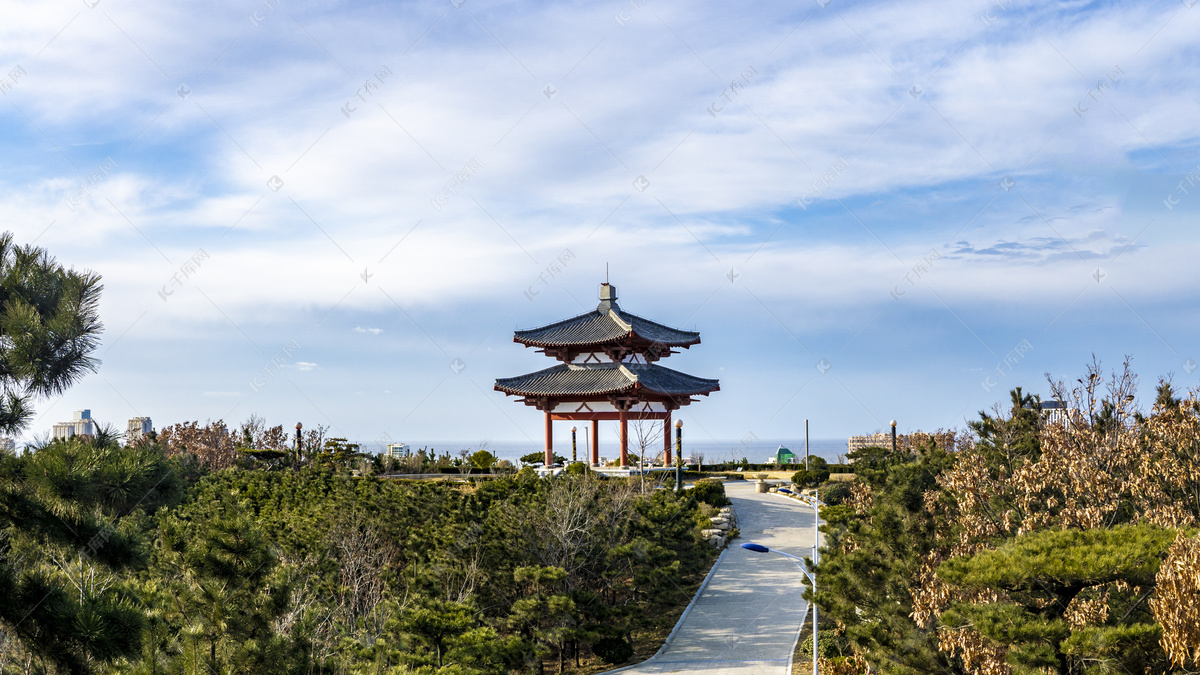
[512,302,701,348]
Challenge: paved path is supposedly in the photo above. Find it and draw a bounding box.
[608,482,819,675]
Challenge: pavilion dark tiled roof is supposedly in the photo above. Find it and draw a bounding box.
[513,301,701,348]
[494,362,720,398]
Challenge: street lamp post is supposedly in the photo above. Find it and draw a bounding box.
[890,419,897,453]
[741,488,820,675]
[674,419,683,492]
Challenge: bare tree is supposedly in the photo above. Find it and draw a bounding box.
[298,424,329,465]
[158,420,239,471]
[238,414,267,447]
[523,473,640,592]
[327,512,400,645]
[631,418,664,493]
[261,424,288,451]
[631,419,663,463]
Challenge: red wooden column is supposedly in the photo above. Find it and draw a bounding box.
[664,410,672,466]
[619,408,629,467]
[544,410,553,467]
[591,423,600,466]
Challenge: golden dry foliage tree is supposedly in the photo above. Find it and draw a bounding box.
[1143,389,1200,668]
[1153,531,1200,668]
[158,419,239,471]
[922,359,1200,674]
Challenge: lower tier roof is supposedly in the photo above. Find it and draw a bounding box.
[495,362,720,398]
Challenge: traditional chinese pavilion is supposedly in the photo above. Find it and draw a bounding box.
[495,283,720,468]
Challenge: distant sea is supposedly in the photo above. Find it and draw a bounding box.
[358,438,849,465]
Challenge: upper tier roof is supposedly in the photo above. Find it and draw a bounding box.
[494,362,720,399]
[514,284,700,349]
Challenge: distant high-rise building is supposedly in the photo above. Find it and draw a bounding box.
[53,409,95,441]
[848,433,893,455]
[1040,399,1077,426]
[847,430,958,462]
[127,417,153,442]
[385,442,409,458]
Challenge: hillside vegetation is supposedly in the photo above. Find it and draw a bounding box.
[0,437,719,675]
[815,360,1200,674]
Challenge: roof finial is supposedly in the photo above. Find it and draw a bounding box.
[598,280,617,310]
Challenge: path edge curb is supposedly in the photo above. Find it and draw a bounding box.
[785,603,811,674]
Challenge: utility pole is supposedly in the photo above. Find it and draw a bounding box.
[805,418,810,470]
[812,487,819,675]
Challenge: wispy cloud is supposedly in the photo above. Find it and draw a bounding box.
[4,0,1199,444]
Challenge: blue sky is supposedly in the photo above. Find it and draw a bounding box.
[3,0,1199,456]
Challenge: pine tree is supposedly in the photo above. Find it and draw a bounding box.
[938,524,1175,673]
[0,232,103,435]
[814,439,962,673]
[1,435,179,674]
[148,495,300,674]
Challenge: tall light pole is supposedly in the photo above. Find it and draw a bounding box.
[675,419,683,492]
[890,419,897,454]
[805,418,809,470]
[742,488,819,675]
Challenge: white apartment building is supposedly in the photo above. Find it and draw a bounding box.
[127,417,153,442]
[52,410,95,441]
[848,432,894,455]
[1040,399,1078,426]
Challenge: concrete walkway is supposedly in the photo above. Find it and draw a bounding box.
[607,481,818,674]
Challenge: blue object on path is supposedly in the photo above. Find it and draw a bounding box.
[741,542,770,553]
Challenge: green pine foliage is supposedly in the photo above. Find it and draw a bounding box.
[814,441,959,674]
[3,439,716,675]
[687,479,731,507]
[791,456,830,488]
[0,233,104,436]
[1,437,187,674]
[519,452,567,466]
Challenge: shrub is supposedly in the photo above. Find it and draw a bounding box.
[818,480,852,505]
[690,478,731,507]
[592,637,634,664]
[791,467,829,488]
